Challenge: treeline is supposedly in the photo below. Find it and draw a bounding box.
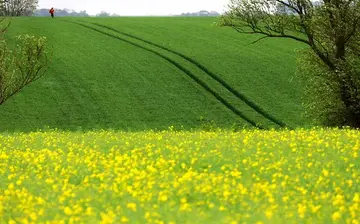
[34,8,89,17]
[1,1,218,18]
[33,9,120,17]
[180,10,220,17]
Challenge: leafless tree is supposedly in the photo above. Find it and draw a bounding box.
[0,0,38,16]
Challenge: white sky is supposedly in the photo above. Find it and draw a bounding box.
[38,0,230,16]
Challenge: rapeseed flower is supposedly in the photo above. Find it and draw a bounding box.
[0,128,358,223]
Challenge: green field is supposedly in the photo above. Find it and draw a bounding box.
[1,17,307,132]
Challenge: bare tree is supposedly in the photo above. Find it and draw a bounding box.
[0,1,5,16]
[0,0,38,16]
[0,18,50,105]
[220,0,360,127]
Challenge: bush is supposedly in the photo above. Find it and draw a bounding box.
[297,49,360,128]
[0,25,50,105]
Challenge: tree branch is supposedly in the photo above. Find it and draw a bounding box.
[231,25,310,45]
[345,15,360,43]
[275,0,301,14]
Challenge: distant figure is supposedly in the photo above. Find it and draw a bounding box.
[49,7,55,18]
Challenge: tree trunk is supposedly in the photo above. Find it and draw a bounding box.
[335,35,346,59]
[340,80,360,128]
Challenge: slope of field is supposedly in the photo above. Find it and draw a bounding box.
[1,17,307,132]
[74,17,309,127]
[1,17,246,132]
[1,128,359,223]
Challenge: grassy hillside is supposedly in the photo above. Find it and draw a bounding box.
[1,17,307,132]
[79,17,308,125]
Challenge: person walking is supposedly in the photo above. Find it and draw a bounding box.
[49,7,55,18]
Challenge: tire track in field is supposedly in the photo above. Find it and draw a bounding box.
[66,20,265,129]
[85,21,290,129]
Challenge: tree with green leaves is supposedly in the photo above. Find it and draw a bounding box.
[0,18,50,105]
[220,0,360,128]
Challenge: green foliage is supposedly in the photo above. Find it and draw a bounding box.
[336,54,360,126]
[0,39,15,102]
[221,0,360,128]
[0,22,49,105]
[14,34,48,80]
[297,49,360,127]
[296,49,347,126]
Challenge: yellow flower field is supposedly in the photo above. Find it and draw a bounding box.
[0,128,359,223]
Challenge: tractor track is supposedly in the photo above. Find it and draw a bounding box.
[66,20,265,129]
[84,21,290,129]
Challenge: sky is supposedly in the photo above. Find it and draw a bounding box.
[38,0,230,16]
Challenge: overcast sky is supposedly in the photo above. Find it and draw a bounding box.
[38,0,230,16]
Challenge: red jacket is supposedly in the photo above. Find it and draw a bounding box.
[49,8,54,14]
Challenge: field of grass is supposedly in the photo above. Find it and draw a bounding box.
[77,17,307,127]
[1,17,307,132]
[0,128,359,223]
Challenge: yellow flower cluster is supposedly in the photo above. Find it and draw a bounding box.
[0,128,359,223]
